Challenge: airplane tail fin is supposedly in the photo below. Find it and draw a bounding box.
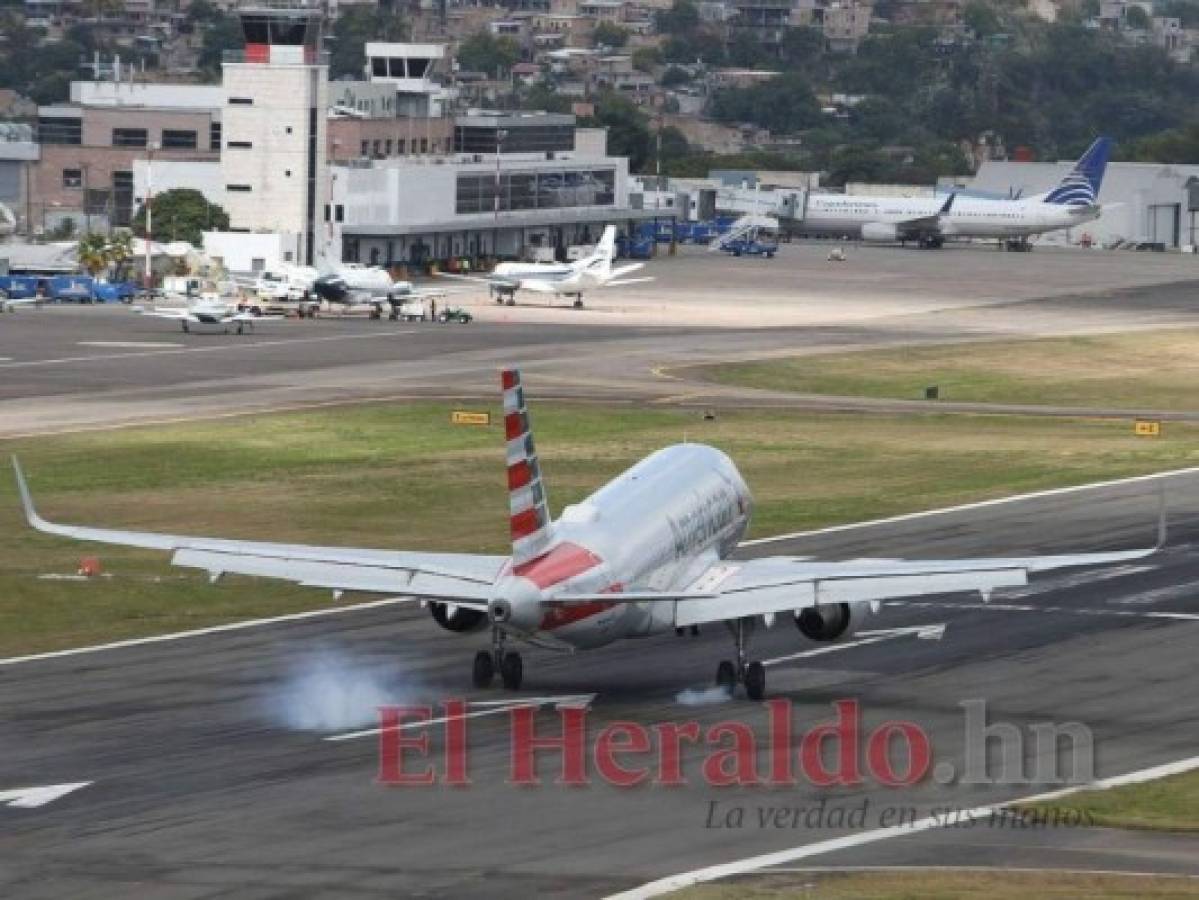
[574,226,617,277]
[502,368,553,565]
[1041,136,1111,206]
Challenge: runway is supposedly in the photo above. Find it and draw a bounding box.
[2,248,1199,896]
[2,268,1199,438]
[1,474,1197,898]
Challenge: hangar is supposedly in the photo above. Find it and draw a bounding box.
[970,159,1199,250]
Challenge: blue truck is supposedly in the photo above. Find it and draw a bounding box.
[720,238,778,258]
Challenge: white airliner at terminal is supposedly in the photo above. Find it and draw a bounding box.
[789,137,1113,249]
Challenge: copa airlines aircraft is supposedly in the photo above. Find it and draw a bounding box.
[439,226,652,308]
[799,136,1112,249]
[11,367,1159,699]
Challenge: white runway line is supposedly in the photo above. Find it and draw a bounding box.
[77,341,183,349]
[0,330,416,369]
[740,467,1199,547]
[606,755,1199,899]
[0,597,410,667]
[325,695,596,742]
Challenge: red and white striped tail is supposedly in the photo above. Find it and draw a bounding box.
[502,368,553,564]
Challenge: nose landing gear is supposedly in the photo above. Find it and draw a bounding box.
[473,625,523,690]
[715,617,767,700]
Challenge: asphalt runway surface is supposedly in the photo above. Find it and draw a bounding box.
[1,474,1198,898]
[3,272,1199,437]
[2,260,1199,897]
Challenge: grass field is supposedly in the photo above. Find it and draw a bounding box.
[1017,770,1199,833]
[2,401,1198,655]
[697,329,1199,411]
[673,869,1199,899]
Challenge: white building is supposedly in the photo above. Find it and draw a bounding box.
[219,1,329,267]
[364,43,458,118]
[971,159,1199,249]
[327,119,655,264]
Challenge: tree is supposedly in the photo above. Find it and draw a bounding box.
[1124,4,1150,28]
[582,93,654,171]
[632,47,662,73]
[661,65,691,88]
[593,21,629,48]
[76,232,129,277]
[456,30,520,77]
[655,0,700,33]
[709,78,823,134]
[198,12,243,78]
[964,0,1001,36]
[132,189,230,247]
[329,7,408,80]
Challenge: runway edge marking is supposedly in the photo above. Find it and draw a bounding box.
[606,755,1199,900]
[740,465,1199,546]
[0,597,409,667]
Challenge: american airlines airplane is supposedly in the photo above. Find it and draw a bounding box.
[11,367,1159,699]
[797,136,1112,249]
[439,226,652,308]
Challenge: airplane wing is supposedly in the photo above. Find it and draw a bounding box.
[608,263,645,279]
[436,272,520,290]
[604,277,654,288]
[893,193,956,238]
[551,526,1161,628]
[12,458,503,603]
[133,307,195,322]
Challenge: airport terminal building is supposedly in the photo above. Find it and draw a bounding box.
[328,112,656,266]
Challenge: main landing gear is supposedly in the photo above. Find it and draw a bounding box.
[473,625,523,690]
[715,617,766,701]
[571,294,584,309]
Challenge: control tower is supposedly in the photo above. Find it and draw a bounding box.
[220,0,328,267]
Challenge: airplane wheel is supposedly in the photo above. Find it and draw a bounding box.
[472,650,495,688]
[744,662,766,701]
[500,651,523,690]
[715,660,736,694]
[573,298,584,309]
[181,322,189,333]
[505,297,516,306]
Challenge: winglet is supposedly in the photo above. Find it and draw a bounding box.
[11,456,44,530]
[938,192,956,215]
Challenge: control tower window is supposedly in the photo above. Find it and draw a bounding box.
[270,18,308,45]
[241,13,270,43]
[371,57,387,77]
[408,58,429,77]
[388,58,404,77]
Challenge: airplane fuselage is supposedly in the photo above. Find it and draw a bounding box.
[799,194,1100,241]
[492,443,751,650]
[492,261,588,294]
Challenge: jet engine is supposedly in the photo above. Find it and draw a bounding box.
[860,222,899,242]
[429,602,488,633]
[794,602,869,642]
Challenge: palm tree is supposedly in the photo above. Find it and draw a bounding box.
[106,231,134,277]
[77,233,110,277]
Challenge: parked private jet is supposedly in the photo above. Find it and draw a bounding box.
[11,368,1163,698]
[438,226,652,308]
[795,136,1113,249]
